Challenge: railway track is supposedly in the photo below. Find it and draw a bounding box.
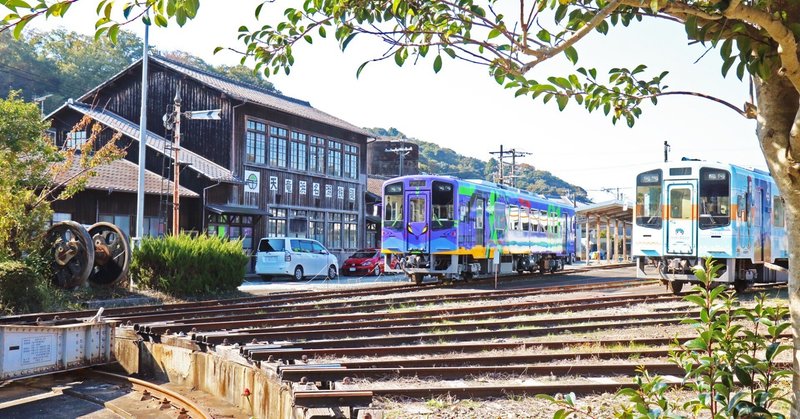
[1,266,788,417]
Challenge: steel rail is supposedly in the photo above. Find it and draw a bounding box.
[334,348,674,369]
[245,318,687,361]
[280,362,686,382]
[88,369,212,419]
[188,292,678,339]
[199,309,695,346]
[137,279,660,333]
[161,293,679,337]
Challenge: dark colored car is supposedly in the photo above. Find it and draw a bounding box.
[341,249,385,276]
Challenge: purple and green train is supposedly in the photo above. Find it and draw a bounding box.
[381,175,577,284]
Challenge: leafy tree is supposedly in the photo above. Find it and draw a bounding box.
[0,31,60,106]
[0,93,123,259]
[2,0,798,409]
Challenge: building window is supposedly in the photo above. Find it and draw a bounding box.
[269,126,288,168]
[143,216,165,237]
[49,212,71,226]
[343,144,358,179]
[208,214,254,251]
[267,208,287,237]
[327,140,342,177]
[309,211,325,244]
[327,212,342,249]
[65,130,88,149]
[289,209,308,238]
[99,214,131,237]
[344,214,358,249]
[309,136,325,173]
[290,132,307,171]
[245,120,266,164]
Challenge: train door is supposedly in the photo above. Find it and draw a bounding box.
[562,213,569,254]
[405,191,431,252]
[665,182,696,255]
[475,198,485,247]
[753,182,771,262]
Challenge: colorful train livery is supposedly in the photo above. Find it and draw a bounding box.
[381,175,577,284]
[632,160,789,293]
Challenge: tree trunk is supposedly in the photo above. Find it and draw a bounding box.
[753,76,800,417]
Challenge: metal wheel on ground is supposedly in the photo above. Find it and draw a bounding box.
[46,221,95,288]
[411,274,423,285]
[733,280,749,294]
[87,222,131,287]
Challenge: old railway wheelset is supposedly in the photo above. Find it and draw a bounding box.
[46,220,132,288]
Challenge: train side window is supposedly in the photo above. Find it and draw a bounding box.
[475,199,485,229]
[636,169,662,228]
[432,181,455,230]
[494,202,507,231]
[520,207,531,231]
[508,205,520,231]
[773,196,785,227]
[699,168,731,229]
[540,210,548,232]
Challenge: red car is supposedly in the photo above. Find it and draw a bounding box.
[341,249,387,276]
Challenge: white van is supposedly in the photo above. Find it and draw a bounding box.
[255,237,339,280]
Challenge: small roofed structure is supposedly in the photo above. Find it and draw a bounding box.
[575,199,633,264]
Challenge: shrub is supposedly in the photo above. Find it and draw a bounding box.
[130,233,248,296]
[0,260,46,313]
[541,258,792,418]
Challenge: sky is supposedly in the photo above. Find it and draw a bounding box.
[26,0,766,202]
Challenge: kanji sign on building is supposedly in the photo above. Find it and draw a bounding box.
[299,181,307,195]
[325,185,333,198]
[269,176,278,191]
[285,179,293,193]
[348,187,355,201]
[337,186,344,200]
[313,182,320,197]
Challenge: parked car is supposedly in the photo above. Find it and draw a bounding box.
[255,237,338,281]
[340,248,388,276]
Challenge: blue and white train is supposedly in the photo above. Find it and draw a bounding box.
[632,159,789,293]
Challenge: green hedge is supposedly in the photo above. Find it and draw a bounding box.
[130,234,248,295]
[0,260,45,313]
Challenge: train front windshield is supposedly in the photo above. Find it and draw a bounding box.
[699,168,730,228]
[431,181,454,229]
[636,170,662,228]
[384,182,403,229]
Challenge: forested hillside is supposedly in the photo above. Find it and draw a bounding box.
[0,29,280,114]
[369,128,590,203]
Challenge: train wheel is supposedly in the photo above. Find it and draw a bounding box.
[46,221,95,289]
[517,269,525,275]
[733,280,749,294]
[669,281,684,295]
[87,222,131,287]
[411,274,423,285]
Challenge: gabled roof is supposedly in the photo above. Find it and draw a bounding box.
[54,158,198,198]
[72,54,372,138]
[66,102,239,183]
[366,177,386,197]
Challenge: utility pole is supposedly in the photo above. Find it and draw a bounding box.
[385,139,413,177]
[664,140,670,163]
[490,145,531,186]
[161,84,221,238]
[33,94,52,116]
[135,17,150,247]
[172,84,182,237]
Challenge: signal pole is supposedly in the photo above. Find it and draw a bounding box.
[664,141,670,163]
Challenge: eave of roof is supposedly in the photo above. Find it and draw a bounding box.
[66,102,240,184]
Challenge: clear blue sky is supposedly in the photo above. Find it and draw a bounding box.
[28,1,765,202]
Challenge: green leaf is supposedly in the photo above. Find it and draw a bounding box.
[255,2,264,19]
[356,61,369,78]
[433,55,442,73]
[108,24,119,44]
[394,49,405,66]
[213,46,224,54]
[318,26,326,38]
[720,38,733,59]
[536,29,551,43]
[564,46,578,65]
[154,14,168,27]
[488,28,501,40]
[556,95,568,111]
[650,0,660,12]
[12,14,28,39]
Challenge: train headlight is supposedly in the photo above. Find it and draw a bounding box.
[421,225,428,234]
[407,224,413,234]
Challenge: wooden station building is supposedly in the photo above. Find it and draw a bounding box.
[47,55,373,262]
